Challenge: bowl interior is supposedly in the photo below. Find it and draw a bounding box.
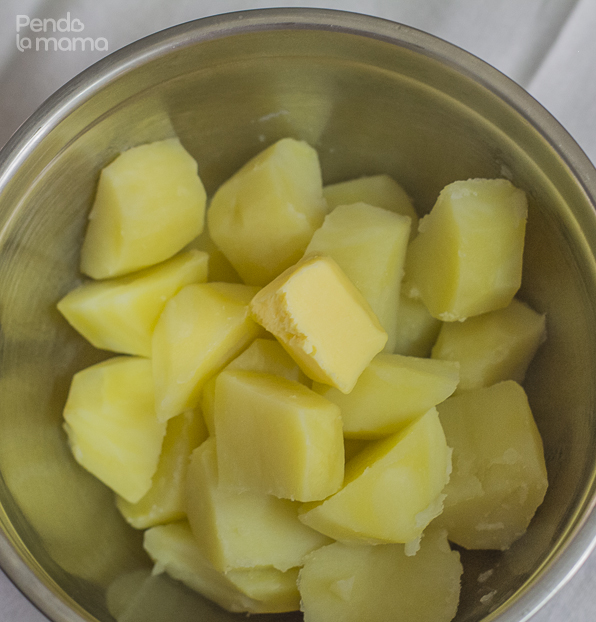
[1,10,596,622]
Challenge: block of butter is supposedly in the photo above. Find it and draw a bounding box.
[250,254,388,394]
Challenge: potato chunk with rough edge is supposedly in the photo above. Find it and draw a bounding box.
[144,521,300,614]
[208,138,327,285]
[323,173,418,233]
[152,282,262,423]
[214,370,344,502]
[299,408,451,545]
[116,408,207,529]
[250,254,387,394]
[81,138,206,279]
[405,178,527,321]
[58,250,208,357]
[201,338,309,436]
[63,357,166,503]
[186,439,331,573]
[313,353,459,438]
[431,298,546,392]
[435,381,548,550]
[298,528,462,622]
[393,293,442,357]
[305,202,410,352]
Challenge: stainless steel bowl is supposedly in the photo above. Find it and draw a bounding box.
[1,8,596,622]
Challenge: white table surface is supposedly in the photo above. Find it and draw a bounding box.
[1,1,595,621]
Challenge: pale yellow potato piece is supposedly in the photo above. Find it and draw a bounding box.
[208,138,327,285]
[299,408,451,544]
[57,250,208,357]
[305,202,411,352]
[152,282,261,422]
[393,293,442,357]
[144,521,300,614]
[201,338,309,436]
[116,408,208,529]
[225,566,299,614]
[435,381,548,550]
[81,138,206,279]
[298,528,462,622]
[431,298,546,392]
[313,353,459,438]
[214,370,344,502]
[405,178,527,321]
[323,174,418,232]
[184,223,241,283]
[63,357,166,504]
[250,254,387,394]
[343,438,370,462]
[186,439,331,573]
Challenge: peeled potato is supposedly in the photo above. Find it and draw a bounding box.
[405,178,527,321]
[435,381,548,550]
[80,138,206,279]
[298,527,462,622]
[208,138,327,285]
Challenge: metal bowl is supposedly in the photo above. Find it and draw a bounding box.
[1,8,596,622]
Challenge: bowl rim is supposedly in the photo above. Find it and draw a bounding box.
[1,7,596,622]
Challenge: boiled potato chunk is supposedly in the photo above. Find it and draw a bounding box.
[201,338,309,436]
[224,337,309,384]
[144,521,300,614]
[431,298,546,392]
[250,254,387,394]
[435,381,548,550]
[116,408,208,529]
[323,173,418,233]
[57,250,208,357]
[298,528,462,622]
[184,222,241,283]
[152,282,261,422]
[225,566,300,614]
[186,439,331,573]
[405,178,527,321]
[81,138,207,279]
[313,353,459,438]
[393,293,442,357]
[299,408,451,544]
[63,357,166,503]
[208,138,327,285]
[305,202,411,352]
[214,370,344,502]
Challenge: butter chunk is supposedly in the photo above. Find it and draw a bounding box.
[250,254,388,393]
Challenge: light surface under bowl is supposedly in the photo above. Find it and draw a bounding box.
[1,8,596,622]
